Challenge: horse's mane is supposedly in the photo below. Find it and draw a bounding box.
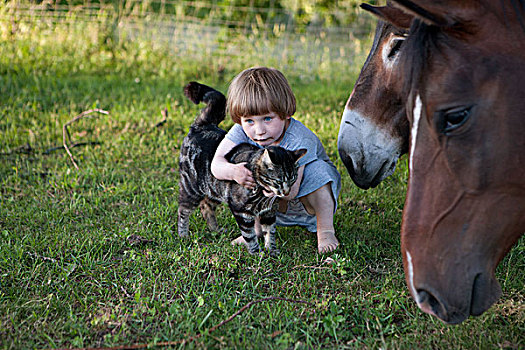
[399,0,525,97]
[505,0,525,32]
[398,19,441,98]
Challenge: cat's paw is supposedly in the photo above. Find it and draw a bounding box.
[247,245,262,255]
[176,226,190,238]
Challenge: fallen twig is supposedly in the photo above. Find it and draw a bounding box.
[53,297,313,350]
[26,251,57,264]
[0,143,33,156]
[292,257,335,270]
[120,286,132,299]
[126,234,155,246]
[44,141,102,155]
[292,264,331,270]
[63,108,109,169]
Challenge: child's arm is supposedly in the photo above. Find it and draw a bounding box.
[211,138,255,189]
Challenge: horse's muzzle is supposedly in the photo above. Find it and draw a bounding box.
[415,273,502,324]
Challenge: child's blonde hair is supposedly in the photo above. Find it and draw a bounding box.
[227,67,296,123]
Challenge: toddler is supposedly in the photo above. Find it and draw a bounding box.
[211,67,341,253]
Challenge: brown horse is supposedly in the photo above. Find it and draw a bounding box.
[358,0,525,324]
[337,2,412,189]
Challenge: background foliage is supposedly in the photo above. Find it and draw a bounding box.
[24,0,381,27]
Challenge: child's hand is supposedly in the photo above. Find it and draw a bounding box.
[233,163,255,189]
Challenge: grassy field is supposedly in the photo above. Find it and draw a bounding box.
[0,19,523,350]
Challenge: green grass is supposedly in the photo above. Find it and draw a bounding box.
[1,19,523,350]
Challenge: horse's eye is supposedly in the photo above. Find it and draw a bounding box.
[437,106,472,134]
[388,38,404,59]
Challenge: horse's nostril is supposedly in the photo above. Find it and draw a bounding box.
[370,160,388,188]
[338,150,356,176]
[417,290,448,322]
[470,273,501,317]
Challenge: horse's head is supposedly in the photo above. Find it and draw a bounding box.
[393,0,525,324]
[338,2,412,189]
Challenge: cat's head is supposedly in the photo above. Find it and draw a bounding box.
[257,147,307,197]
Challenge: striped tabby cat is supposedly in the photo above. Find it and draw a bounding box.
[178,82,306,255]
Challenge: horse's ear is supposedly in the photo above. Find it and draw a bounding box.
[360,3,413,30]
[390,0,450,27]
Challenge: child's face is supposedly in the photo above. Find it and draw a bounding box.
[240,112,290,147]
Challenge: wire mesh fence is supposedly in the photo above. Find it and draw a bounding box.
[1,0,377,73]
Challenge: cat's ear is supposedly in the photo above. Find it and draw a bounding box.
[293,149,307,163]
[262,149,274,166]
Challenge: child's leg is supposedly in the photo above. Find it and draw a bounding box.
[299,183,339,253]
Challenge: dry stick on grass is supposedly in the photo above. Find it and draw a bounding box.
[293,257,335,270]
[55,297,313,350]
[44,141,102,155]
[25,251,57,263]
[63,108,109,170]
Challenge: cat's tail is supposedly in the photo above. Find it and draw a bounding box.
[184,82,226,126]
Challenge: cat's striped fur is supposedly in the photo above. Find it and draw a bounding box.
[177,82,306,255]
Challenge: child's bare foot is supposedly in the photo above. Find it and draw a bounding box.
[231,235,248,247]
[317,231,339,253]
